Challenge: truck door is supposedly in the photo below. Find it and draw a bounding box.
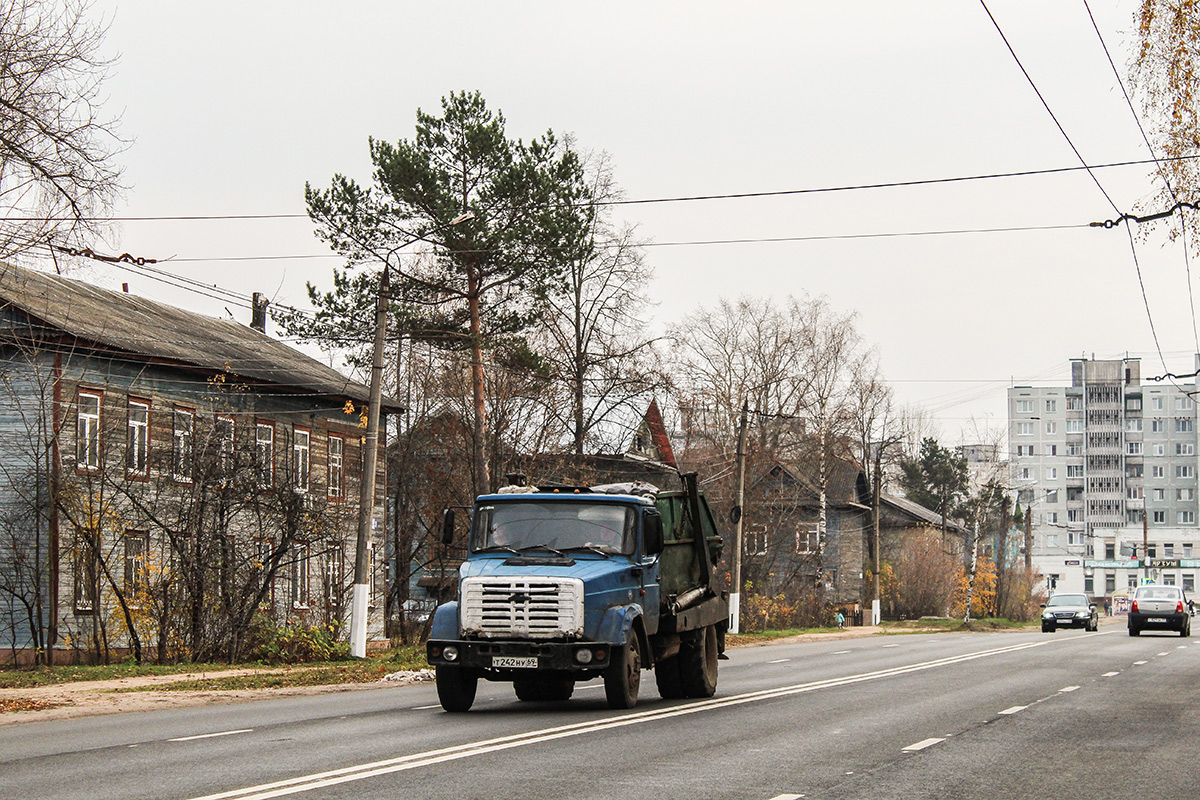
[640,508,663,634]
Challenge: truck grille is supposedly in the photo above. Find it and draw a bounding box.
[460,577,585,639]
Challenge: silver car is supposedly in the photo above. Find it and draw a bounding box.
[1128,585,1192,637]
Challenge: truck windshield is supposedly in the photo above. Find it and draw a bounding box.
[473,501,635,555]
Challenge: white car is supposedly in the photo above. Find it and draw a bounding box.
[1128,585,1191,637]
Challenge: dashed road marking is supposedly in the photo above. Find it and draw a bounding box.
[903,737,946,752]
[1059,685,1080,692]
[768,659,790,664]
[882,644,899,649]
[169,729,253,742]
[832,650,851,655]
[998,705,1027,715]
[768,794,805,799]
[1102,671,1120,677]
[1134,660,1148,665]
[1158,652,1170,656]
[412,704,441,710]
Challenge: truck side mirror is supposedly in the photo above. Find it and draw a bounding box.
[441,508,455,545]
[644,511,664,556]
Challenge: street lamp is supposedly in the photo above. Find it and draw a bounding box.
[350,210,474,659]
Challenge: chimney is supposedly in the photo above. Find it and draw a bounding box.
[251,292,269,334]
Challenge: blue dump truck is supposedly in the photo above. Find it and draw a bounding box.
[426,472,728,712]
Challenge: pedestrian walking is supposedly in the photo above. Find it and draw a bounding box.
[836,610,845,630]
[1104,598,1111,617]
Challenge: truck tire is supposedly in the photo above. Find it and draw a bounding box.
[654,655,686,699]
[604,635,641,709]
[436,666,477,712]
[680,624,718,698]
[514,676,575,702]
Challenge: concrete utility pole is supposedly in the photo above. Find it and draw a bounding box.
[872,444,882,626]
[350,211,474,659]
[730,401,748,634]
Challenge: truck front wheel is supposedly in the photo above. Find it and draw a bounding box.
[436,666,478,712]
[604,635,642,709]
[680,624,718,698]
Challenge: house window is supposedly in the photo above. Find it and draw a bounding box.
[1045,421,1057,435]
[1016,445,1034,456]
[1018,467,1034,480]
[1154,511,1167,523]
[1154,488,1166,501]
[1179,488,1195,501]
[1046,467,1058,480]
[73,534,98,614]
[76,391,101,470]
[1127,441,1143,455]
[1067,465,1084,478]
[1152,443,1165,456]
[1127,486,1143,500]
[1177,465,1196,479]
[171,409,194,481]
[746,525,767,556]
[1046,399,1057,412]
[1066,419,1084,433]
[1178,443,1196,456]
[1128,398,1142,411]
[256,423,274,486]
[1180,511,1197,525]
[1045,489,1059,503]
[1016,422,1033,436]
[1084,575,1094,594]
[1067,397,1083,410]
[1046,512,1058,524]
[1152,396,1164,410]
[124,531,148,600]
[1185,542,1195,558]
[1129,574,1139,590]
[216,417,235,479]
[1105,542,1116,559]
[1152,419,1164,432]
[126,400,149,476]
[794,524,818,554]
[328,434,344,500]
[1176,418,1194,433]
[1126,418,1143,432]
[1164,543,1176,556]
[1016,400,1034,413]
[290,544,310,608]
[293,428,310,492]
[1185,574,1196,593]
[1177,396,1194,410]
[1106,573,1116,594]
[1165,573,1178,586]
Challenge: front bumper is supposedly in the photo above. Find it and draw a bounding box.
[427,639,612,674]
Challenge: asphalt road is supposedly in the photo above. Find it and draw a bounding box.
[2,619,1197,800]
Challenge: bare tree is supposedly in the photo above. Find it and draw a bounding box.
[0,0,123,261]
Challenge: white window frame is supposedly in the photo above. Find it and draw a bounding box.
[1016,422,1033,436]
[77,391,101,470]
[127,399,149,476]
[256,422,274,487]
[328,434,344,500]
[293,427,310,492]
[172,408,194,482]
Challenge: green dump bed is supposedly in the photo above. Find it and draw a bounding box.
[654,490,724,600]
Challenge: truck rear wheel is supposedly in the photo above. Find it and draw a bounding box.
[604,635,641,709]
[680,624,718,698]
[436,666,477,712]
[654,655,686,699]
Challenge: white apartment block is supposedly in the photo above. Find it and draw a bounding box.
[1008,356,1200,600]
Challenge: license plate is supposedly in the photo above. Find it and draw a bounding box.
[1057,619,1073,624]
[492,656,538,669]
[1148,617,1167,623]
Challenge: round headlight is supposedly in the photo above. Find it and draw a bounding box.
[442,645,459,662]
[575,648,593,664]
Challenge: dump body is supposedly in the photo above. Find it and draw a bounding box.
[426,478,728,711]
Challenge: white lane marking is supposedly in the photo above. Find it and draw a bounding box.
[1102,671,1120,677]
[768,659,790,664]
[903,737,946,752]
[411,705,441,710]
[998,705,1026,715]
[768,794,805,800]
[1178,646,1189,649]
[170,729,253,743]
[1158,652,1170,656]
[1059,686,1080,692]
[832,650,851,655]
[183,638,1055,800]
[882,644,899,648]
[1134,660,1148,665]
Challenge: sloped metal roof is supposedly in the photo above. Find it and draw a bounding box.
[0,262,398,408]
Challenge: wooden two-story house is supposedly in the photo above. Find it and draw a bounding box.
[0,263,400,664]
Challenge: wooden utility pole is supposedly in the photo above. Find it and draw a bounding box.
[730,401,749,634]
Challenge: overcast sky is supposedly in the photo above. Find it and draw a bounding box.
[42,0,1198,449]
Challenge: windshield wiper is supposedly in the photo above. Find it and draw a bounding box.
[478,544,520,555]
[562,545,613,558]
[519,543,568,557]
